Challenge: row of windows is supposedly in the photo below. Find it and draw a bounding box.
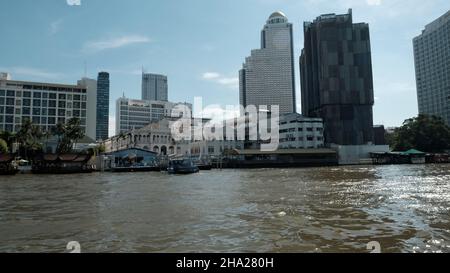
[0,90,86,101]
[279,136,323,142]
[0,115,86,126]
[0,98,86,109]
[0,107,86,117]
[280,127,323,133]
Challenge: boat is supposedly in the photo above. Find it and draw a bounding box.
[0,154,19,175]
[16,158,32,174]
[167,158,199,174]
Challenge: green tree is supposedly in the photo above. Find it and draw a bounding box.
[56,118,85,154]
[391,114,450,153]
[0,138,8,154]
[0,131,16,152]
[16,120,43,158]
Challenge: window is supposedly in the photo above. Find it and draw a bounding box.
[49,93,56,99]
[58,109,66,116]
[0,90,5,96]
[58,94,66,100]
[0,98,4,105]
[22,108,30,115]
[33,92,42,98]
[49,100,56,107]
[6,90,15,97]
[5,115,13,123]
[58,101,66,108]
[48,117,56,124]
[6,98,14,105]
[33,99,41,107]
[33,108,41,115]
[5,107,14,114]
[48,109,56,116]
[23,91,31,98]
[32,117,40,124]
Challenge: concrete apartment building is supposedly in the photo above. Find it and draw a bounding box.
[414,10,450,126]
[0,73,96,139]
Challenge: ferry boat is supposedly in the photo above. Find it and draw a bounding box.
[167,158,199,174]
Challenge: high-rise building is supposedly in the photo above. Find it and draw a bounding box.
[0,74,94,135]
[115,97,191,134]
[142,73,168,101]
[413,10,450,126]
[96,72,110,140]
[77,78,97,140]
[239,11,296,115]
[300,9,374,145]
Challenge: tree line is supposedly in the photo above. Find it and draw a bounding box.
[0,117,86,157]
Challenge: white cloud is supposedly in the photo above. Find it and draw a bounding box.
[366,0,382,5]
[202,72,238,90]
[0,67,63,79]
[66,0,81,6]
[50,19,63,35]
[202,72,220,79]
[83,35,151,52]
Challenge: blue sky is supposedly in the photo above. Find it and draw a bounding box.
[0,0,449,136]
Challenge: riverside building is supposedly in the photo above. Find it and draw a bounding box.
[413,10,450,126]
[0,73,95,136]
[279,113,324,149]
[115,96,191,134]
[300,9,375,145]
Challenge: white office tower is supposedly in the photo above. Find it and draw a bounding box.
[77,78,97,140]
[414,10,450,125]
[239,11,296,115]
[115,97,191,135]
[142,73,168,101]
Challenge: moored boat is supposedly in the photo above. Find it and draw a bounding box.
[167,158,199,174]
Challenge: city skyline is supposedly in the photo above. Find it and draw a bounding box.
[0,0,449,137]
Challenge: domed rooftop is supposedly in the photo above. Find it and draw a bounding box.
[269,11,287,19]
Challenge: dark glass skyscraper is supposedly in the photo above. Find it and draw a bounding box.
[96,72,110,140]
[300,9,374,145]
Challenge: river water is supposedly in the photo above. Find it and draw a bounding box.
[0,164,449,253]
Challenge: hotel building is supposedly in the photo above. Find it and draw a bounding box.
[0,73,96,136]
[413,10,450,125]
[239,11,297,115]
